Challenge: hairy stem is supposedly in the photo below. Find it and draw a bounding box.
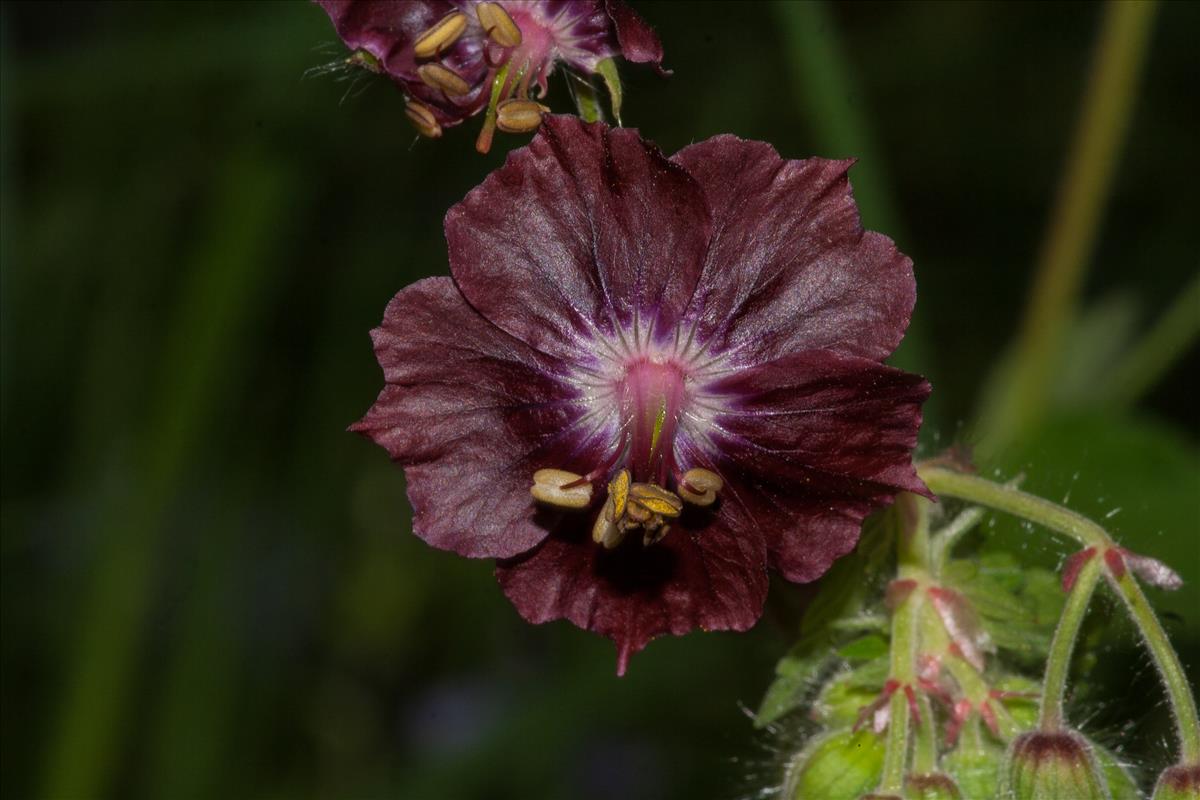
[879,495,932,792]
[919,464,1200,765]
[1108,569,1200,763]
[1040,555,1101,731]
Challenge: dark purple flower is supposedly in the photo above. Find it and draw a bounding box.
[353,117,929,672]
[315,0,664,151]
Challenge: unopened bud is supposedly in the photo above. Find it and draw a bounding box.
[904,773,962,799]
[942,738,1002,800]
[530,468,592,508]
[1153,764,1200,800]
[496,99,548,133]
[783,728,884,800]
[1006,731,1107,800]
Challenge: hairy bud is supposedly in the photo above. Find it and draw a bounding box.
[1006,731,1107,800]
[1153,764,1200,800]
[783,728,884,800]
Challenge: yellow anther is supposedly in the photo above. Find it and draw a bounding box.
[417,63,472,97]
[404,101,442,138]
[607,469,630,520]
[629,483,683,517]
[412,11,468,59]
[495,99,548,133]
[593,497,625,548]
[476,2,522,48]
[530,468,592,509]
[679,468,723,507]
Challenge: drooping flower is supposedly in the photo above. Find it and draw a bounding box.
[314,0,664,151]
[353,116,930,672]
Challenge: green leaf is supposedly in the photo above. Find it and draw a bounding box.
[989,411,1200,641]
[836,634,889,661]
[754,508,899,727]
[943,552,1064,665]
[565,72,603,124]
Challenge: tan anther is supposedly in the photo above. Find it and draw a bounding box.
[629,483,684,518]
[678,468,723,507]
[643,524,669,547]
[412,11,468,59]
[403,101,442,138]
[530,468,592,509]
[476,2,522,48]
[496,99,548,133]
[593,498,625,548]
[417,63,471,97]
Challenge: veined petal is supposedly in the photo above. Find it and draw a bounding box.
[446,115,711,361]
[351,277,618,559]
[496,510,767,674]
[672,136,915,365]
[689,350,928,581]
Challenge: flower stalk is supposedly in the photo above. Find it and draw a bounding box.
[878,494,932,792]
[919,464,1200,766]
[1039,552,1101,732]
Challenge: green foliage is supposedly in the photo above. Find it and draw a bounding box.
[990,411,1200,635]
[942,553,1064,667]
[755,510,897,727]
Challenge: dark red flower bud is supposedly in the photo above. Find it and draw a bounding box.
[1153,763,1200,800]
[1006,731,1107,800]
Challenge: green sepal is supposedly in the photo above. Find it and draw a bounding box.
[565,72,604,123]
[596,57,624,125]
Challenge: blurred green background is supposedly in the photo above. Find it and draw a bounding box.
[2,1,1197,798]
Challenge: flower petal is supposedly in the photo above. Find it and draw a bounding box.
[672,136,915,365]
[351,277,618,559]
[445,115,711,362]
[684,350,929,582]
[603,0,665,69]
[496,512,767,675]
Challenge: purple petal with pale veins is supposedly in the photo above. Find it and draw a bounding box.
[446,116,711,361]
[692,350,928,581]
[672,136,916,366]
[351,277,617,559]
[496,508,767,674]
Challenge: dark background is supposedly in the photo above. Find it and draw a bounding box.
[2,2,1197,798]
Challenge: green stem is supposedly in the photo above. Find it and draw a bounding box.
[919,464,1200,764]
[919,466,1107,549]
[879,495,932,792]
[912,693,938,775]
[930,506,985,573]
[1040,556,1101,731]
[976,0,1158,455]
[1100,269,1200,410]
[1108,570,1200,763]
